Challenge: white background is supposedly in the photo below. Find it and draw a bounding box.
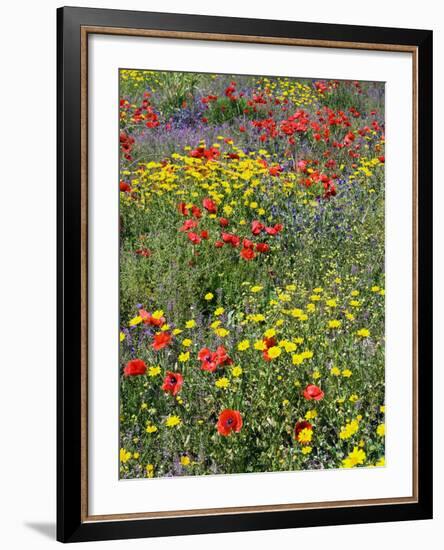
[0,0,441,548]
[89,35,412,515]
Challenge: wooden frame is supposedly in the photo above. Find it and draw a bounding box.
[57,6,433,543]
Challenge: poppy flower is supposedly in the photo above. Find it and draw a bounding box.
[191,205,202,219]
[242,238,254,249]
[256,242,270,253]
[203,197,217,213]
[124,359,147,377]
[221,232,240,247]
[265,226,277,235]
[303,384,324,401]
[269,165,283,176]
[178,202,189,216]
[198,347,217,372]
[162,371,184,396]
[263,337,277,349]
[135,247,151,257]
[219,217,229,227]
[240,247,255,260]
[187,232,201,245]
[215,240,224,248]
[294,420,313,440]
[179,219,198,232]
[217,409,243,436]
[214,345,232,366]
[152,332,172,351]
[139,309,165,327]
[200,230,209,239]
[198,346,232,372]
[251,220,264,235]
[120,181,131,192]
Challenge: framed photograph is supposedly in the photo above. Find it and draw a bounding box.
[57,6,433,543]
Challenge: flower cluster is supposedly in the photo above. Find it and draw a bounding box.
[119,69,386,479]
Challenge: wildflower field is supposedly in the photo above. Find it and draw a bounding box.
[119,70,386,479]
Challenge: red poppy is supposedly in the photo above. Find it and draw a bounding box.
[162,371,184,396]
[251,220,264,235]
[124,359,147,377]
[139,309,165,327]
[219,217,229,227]
[179,219,198,232]
[221,232,240,247]
[294,420,313,442]
[263,337,277,349]
[240,247,255,260]
[191,205,202,219]
[215,240,224,248]
[214,345,232,366]
[198,347,216,371]
[120,181,131,192]
[178,202,189,216]
[187,232,201,245]
[217,409,243,436]
[269,165,283,176]
[152,332,172,351]
[135,247,152,257]
[200,230,209,239]
[242,238,254,249]
[203,197,217,213]
[256,242,270,253]
[198,346,232,372]
[303,384,324,401]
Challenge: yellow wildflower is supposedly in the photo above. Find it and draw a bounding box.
[232,366,243,377]
[180,456,191,466]
[120,448,132,463]
[237,340,250,351]
[165,415,181,427]
[342,447,366,468]
[267,346,281,359]
[215,377,230,389]
[297,428,313,444]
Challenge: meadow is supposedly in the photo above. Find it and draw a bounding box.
[119,70,386,479]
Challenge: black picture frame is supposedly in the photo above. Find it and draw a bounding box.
[57,6,433,543]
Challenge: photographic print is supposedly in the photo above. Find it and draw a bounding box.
[118,69,386,479]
